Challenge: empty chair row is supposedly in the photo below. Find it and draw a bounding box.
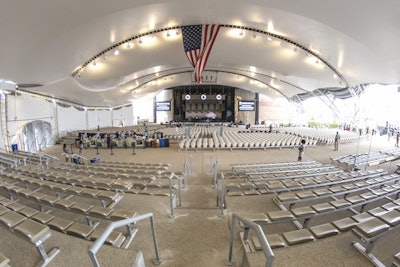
[226,169,388,195]
[274,173,400,207]
[240,197,400,253]
[2,174,124,207]
[18,170,137,192]
[0,196,129,249]
[231,160,318,172]
[0,183,137,223]
[0,197,60,266]
[243,186,400,229]
[351,203,400,266]
[14,169,177,193]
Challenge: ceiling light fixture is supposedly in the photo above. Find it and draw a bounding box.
[114,49,119,56]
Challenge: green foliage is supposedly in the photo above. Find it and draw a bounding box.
[308,121,339,128]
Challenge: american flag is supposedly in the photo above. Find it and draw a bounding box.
[182,24,221,83]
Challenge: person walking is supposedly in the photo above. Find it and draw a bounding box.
[298,139,306,161]
[334,131,340,151]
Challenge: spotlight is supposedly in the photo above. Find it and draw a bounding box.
[114,49,119,56]
[267,35,272,41]
[216,94,222,100]
[139,38,143,44]
[166,30,170,37]
[201,94,207,100]
[185,94,191,100]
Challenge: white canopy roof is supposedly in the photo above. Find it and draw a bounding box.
[1,0,399,107]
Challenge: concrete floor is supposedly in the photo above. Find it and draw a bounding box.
[1,133,399,267]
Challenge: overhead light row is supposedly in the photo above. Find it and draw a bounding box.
[73,26,182,77]
[229,26,333,71]
[73,24,348,87]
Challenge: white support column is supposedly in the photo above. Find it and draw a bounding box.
[85,108,89,130]
[52,100,59,144]
[0,93,10,151]
[111,109,113,127]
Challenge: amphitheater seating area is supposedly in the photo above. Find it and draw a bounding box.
[224,159,400,266]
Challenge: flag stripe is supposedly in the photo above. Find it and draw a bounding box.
[182,24,221,82]
[195,25,220,82]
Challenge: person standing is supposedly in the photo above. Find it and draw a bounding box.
[63,143,69,162]
[79,140,84,155]
[298,139,306,161]
[334,131,340,151]
[106,134,111,148]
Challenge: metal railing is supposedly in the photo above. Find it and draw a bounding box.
[183,159,191,189]
[38,153,60,168]
[226,213,274,267]
[88,213,161,267]
[214,172,226,217]
[169,173,183,218]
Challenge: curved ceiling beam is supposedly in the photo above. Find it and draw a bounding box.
[71,24,349,88]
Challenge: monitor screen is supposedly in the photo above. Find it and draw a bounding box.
[156,101,171,111]
[238,101,254,111]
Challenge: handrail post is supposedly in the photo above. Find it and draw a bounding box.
[150,215,162,265]
[168,173,183,217]
[220,172,225,217]
[226,214,236,265]
[88,213,161,267]
[169,174,175,218]
[177,174,182,207]
[189,155,193,174]
[226,213,275,267]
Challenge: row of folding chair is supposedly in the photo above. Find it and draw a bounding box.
[275,173,400,207]
[241,197,400,253]
[226,169,387,195]
[0,195,60,266]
